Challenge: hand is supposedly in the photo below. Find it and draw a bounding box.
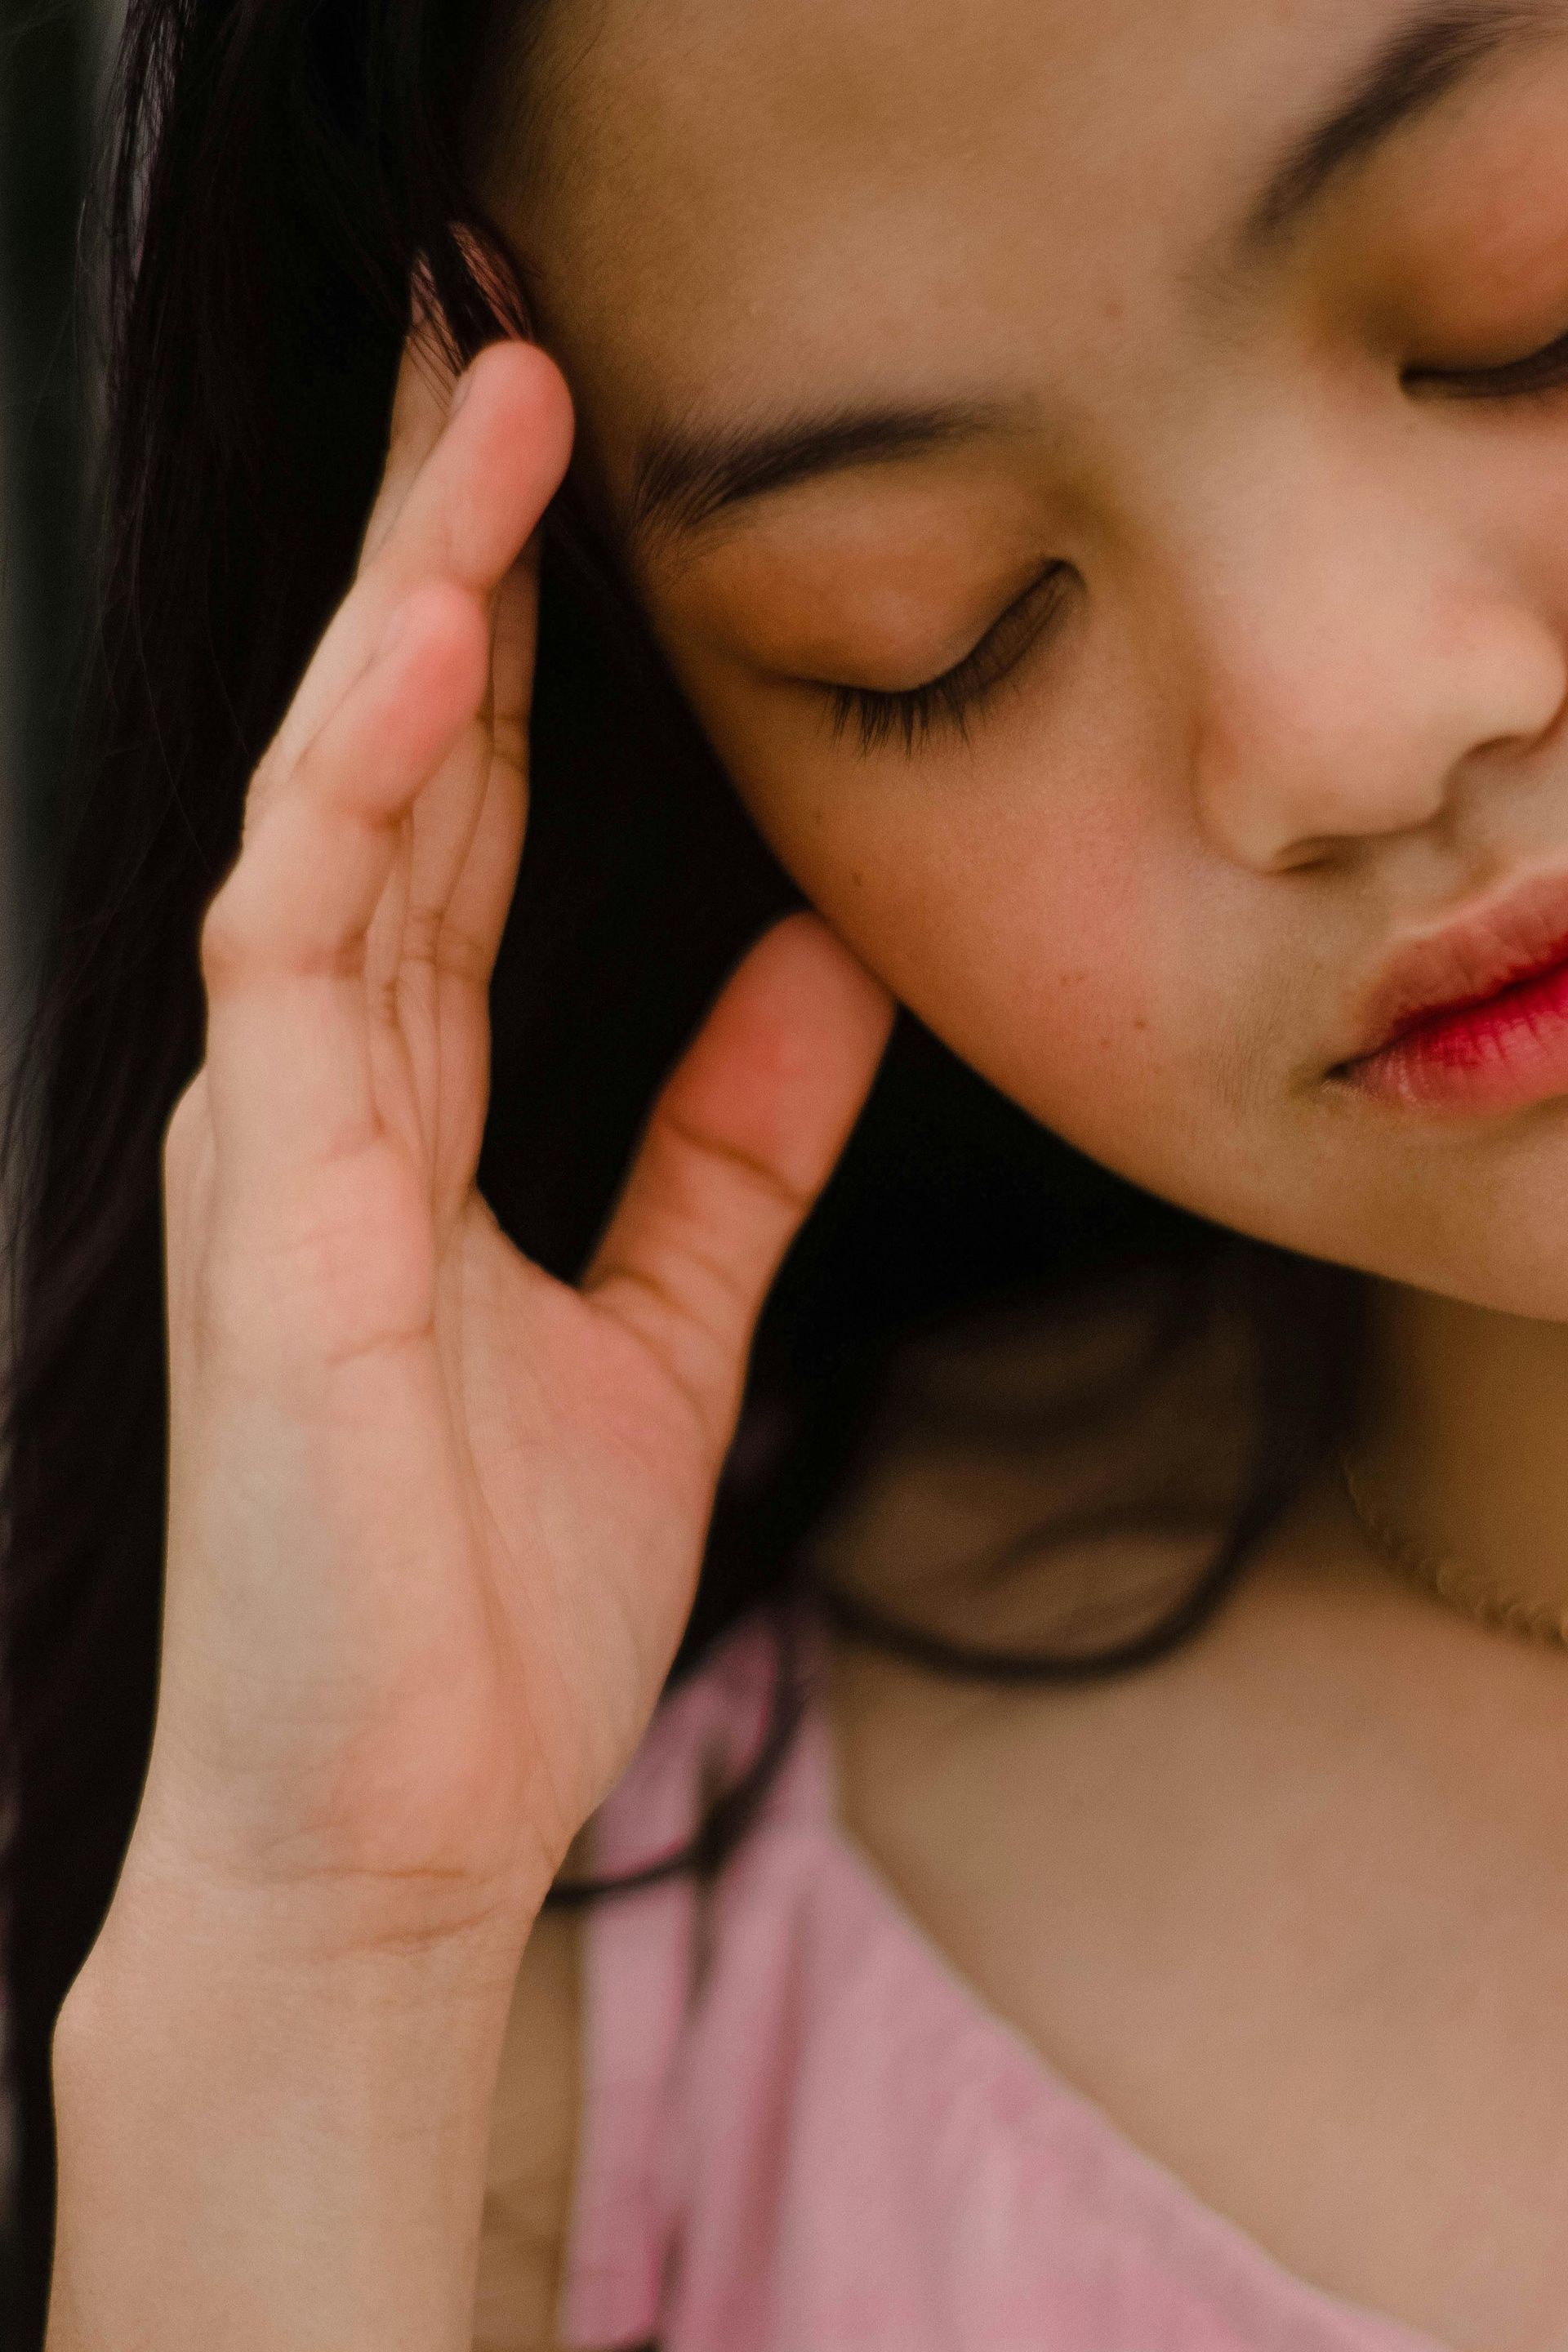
[136,324,893,1964]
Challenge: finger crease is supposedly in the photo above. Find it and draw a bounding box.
[658,1111,815,1219]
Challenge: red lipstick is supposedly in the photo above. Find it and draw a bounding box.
[1342,871,1568,1113]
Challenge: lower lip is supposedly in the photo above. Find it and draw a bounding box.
[1348,955,1568,1112]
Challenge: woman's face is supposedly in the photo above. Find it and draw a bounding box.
[498,0,1568,1319]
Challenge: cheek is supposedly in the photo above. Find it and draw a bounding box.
[726,742,1207,1166]
[668,626,1287,1215]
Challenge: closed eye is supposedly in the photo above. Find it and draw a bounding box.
[817,562,1077,758]
[1404,322,1568,401]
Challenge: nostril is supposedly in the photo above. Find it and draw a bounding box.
[1269,835,1339,875]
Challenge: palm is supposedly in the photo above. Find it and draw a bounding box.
[445,1220,717,1866]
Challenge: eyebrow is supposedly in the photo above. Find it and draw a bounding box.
[1241,0,1553,248]
[624,398,1026,557]
[624,0,1557,555]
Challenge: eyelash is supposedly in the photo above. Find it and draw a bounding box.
[1405,323,1568,402]
[822,563,1076,759]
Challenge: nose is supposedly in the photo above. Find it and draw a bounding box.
[1181,470,1568,874]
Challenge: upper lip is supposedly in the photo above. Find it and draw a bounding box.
[1343,867,1568,1065]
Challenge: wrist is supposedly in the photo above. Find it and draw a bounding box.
[71,1862,530,2055]
[51,1888,530,2352]
[109,1757,553,1975]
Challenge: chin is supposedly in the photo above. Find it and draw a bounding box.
[1311,1130,1568,1324]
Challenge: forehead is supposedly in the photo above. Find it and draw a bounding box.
[498,0,1519,470]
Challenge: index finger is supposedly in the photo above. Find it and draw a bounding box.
[271,337,572,772]
[359,306,464,569]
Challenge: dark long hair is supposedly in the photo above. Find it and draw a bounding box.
[0,2,1362,2340]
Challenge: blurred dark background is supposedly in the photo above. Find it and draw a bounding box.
[0,0,116,2239]
[1,0,109,1007]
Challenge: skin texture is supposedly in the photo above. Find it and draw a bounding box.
[514,0,1568,1314]
[47,4,1568,2351]
[497,0,1568,1801]
[474,2,1568,2345]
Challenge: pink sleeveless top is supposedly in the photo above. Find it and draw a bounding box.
[559,1610,1450,2352]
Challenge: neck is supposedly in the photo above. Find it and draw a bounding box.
[1359,1282,1568,1610]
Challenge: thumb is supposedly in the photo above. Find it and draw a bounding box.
[582,913,894,1450]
